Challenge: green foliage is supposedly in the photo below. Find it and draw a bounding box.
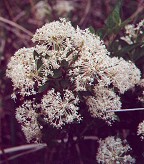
[38,82,49,93]
[33,50,39,60]
[106,0,122,30]
[88,26,95,34]
[52,69,62,78]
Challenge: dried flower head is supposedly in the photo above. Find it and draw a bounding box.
[96,136,135,164]
[41,88,81,128]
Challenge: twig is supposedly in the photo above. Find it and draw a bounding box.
[57,135,99,143]
[107,1,144,46]
[0,17,33,37]
[0,146,46,164]
[0,147,9,164]
[3,0,13,20]
[14,11,26,22]
[79,0,91,26]
[75,144,84,164]
[0,144,47,155]
[107,108,144,112]
[129,1,144,22]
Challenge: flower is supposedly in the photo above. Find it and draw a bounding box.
[96,136,135,164]
[54,0,75,16]
[16,100,41,142]
[137,120,144,140]
[41,88,81,128]
[86,85,121,125]
[32,18,140,93]
[105,57,141,94]
[32,18,76,45]
[137,79,144,103]
[34,1,51,21]
[6,18,142,142]
[6,47,36,96]
[121,19,144,44]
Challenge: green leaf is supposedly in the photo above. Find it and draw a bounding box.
[66,50,73,57]
[114,42,141,58]
[88,26,95,34]
[38,82,49,93]
[37,58,43,70]
[60,79,69,89]
[106,0,122,29]
[33,50,43,70]
[133,46,144,62]
[96,28,106,39]
[61,60,68,68]
[53,69,62,78]
[33,50,39,60]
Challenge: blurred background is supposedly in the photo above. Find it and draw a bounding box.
[0,0,144,163]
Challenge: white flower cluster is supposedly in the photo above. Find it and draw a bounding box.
[54,0,74,16]
[121,19,144,44]
[86,85,121,125]
[6,47,36,96]
[34,1,50,21]
[41,89,81,128]
[96,136,136,164]
[137,79,144,103]
[6,45,52,96]
[16,100,41,142]
[137,120,144,140]
[7,18,141,136]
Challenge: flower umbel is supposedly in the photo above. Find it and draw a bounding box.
[137,120,144,140]
[6,18,141,141]
[96,136,135,164]
[86,85,121,125]
[16,100,41,143]
[41,88,81,128]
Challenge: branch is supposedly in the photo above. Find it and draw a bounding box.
[0,17,33,37]
[0,144,47,155]
[107,108,144,112]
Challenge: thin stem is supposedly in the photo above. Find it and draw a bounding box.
[75,144,84,164]
[57,135,99,143]
[107,108,144,112]
[0,146,46,164]
[0,17,33,37]
[0,144,47,155]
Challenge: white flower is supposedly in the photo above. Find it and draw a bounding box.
[6,18,142,143]
[138,79,144,88]
[121,19,144,44]
[32,18,141,93]
[34,1,50,21]
[86,85,121,124]
[41,88,81,128]
[16,100,41,143]
[32,18,76,44]
[96,136,135,164]
[105,57,141,94]
[137,120,144,140]
[54,0,74,16]
[6,47,37,96]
